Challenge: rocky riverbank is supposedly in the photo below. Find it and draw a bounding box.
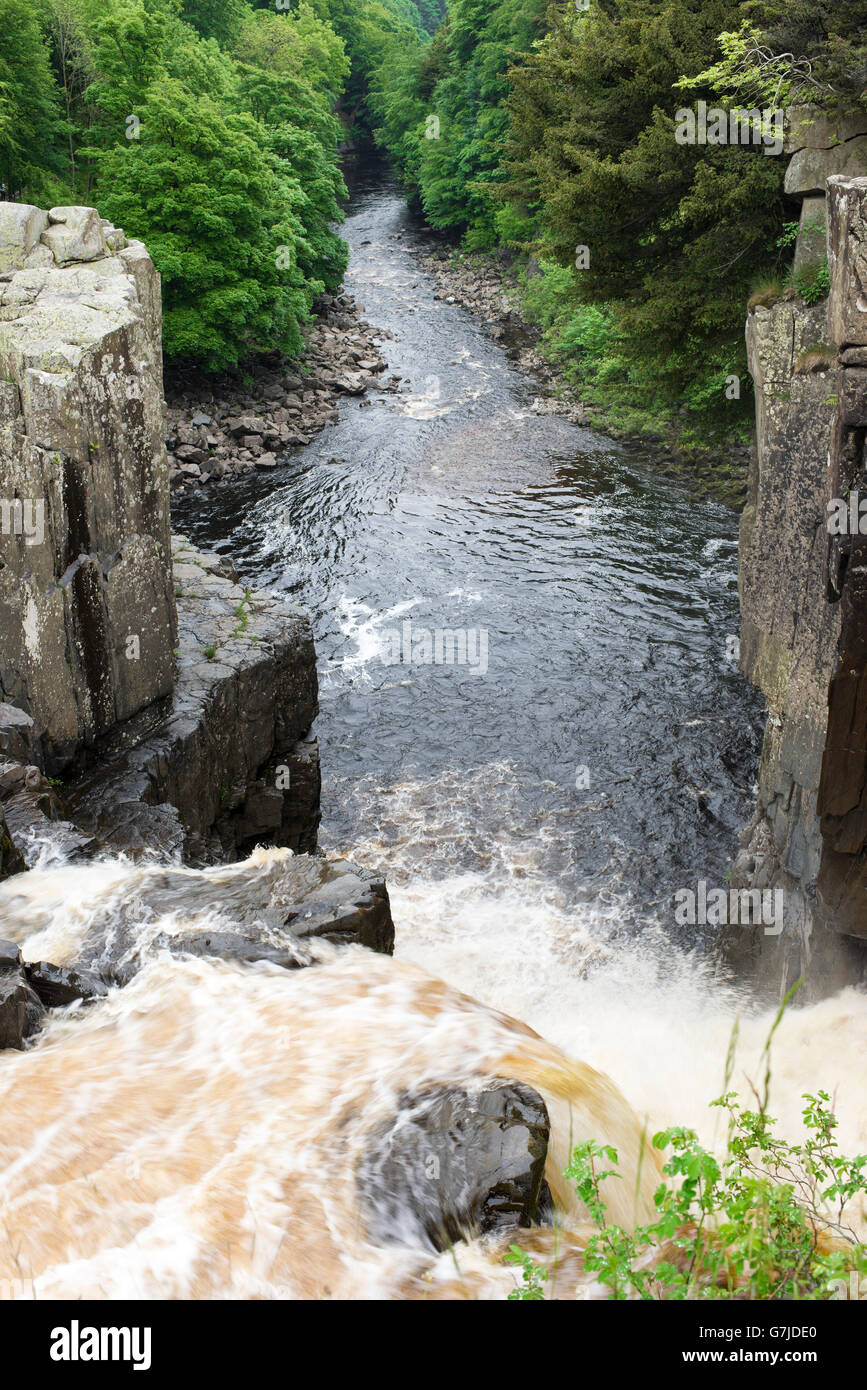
[165,292,407,493]
[414,245,751,504]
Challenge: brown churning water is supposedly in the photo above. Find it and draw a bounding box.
[0,848,864,1300]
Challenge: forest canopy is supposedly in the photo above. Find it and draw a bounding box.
[0,0,440,368]
[370,0,867,444]
[2,0,864,441]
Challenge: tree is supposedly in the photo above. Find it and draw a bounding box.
[504,0,788,421]
[0,0,64,197]
[93,77,314,368]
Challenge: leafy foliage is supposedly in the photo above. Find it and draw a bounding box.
[0,0,65,197]
[685,3,867,115]
[369,0,866,446]
[5,0,357,368]
[510,1091,867,1301]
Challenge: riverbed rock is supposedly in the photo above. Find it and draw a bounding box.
[0,201,176,772]
[67,849,394,984]
[359,1079,551,1251]
[164,292,392,493]
[25,960,108,1008]
[0,939,43,1049]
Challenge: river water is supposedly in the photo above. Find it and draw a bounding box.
[0,170,865,1300]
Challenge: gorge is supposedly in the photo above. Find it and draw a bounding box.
[0,158,865,1300]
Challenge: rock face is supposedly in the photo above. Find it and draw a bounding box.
[358,1079,551,1251]
[724,178,867,995]
[782,106,867,281]
[0,202,398,1049]
[0,203,176,771]
[0,805,26,881]
[816,178,867,942]
[0,202,325,872]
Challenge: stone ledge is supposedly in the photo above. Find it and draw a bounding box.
[61,536,321,863]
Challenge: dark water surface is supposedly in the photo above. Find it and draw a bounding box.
[173,167,763,954]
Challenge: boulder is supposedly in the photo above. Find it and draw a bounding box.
[785,106,867,155]
[359,1079,551,1251]
[68,849,394,984]
[785,137,867,197]
[41,206,107,264]
[0,203,48,272]
[25,960,108,1008]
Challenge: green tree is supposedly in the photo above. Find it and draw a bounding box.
[0,0,64,197]
[180,0,248,46]
[93,76,313,368]
[504,0,788,429]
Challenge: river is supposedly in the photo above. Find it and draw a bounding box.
[0,168,864,1300]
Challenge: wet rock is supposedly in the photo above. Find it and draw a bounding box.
[0,939,43,1049]
[0,703,36,764]
[0,939,21,970]
[72,850,394,984]
[25,960,108,1008]
[0,805,26,881]
[147,929,312,978]
[0,760,98,866]
[359,1079,551,1251]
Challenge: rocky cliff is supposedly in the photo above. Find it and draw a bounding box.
[0,204,176,768]
[725,174,867,996]
[0,203,324,867]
